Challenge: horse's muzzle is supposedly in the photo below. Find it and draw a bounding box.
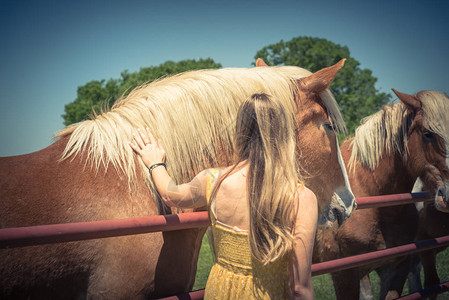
[318,188,356,229]
[435,182,449,213]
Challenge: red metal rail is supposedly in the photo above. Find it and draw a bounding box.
[0,192,431,249]
[0,211,209,249]
[311,234,449,276]
[397,281,449,300]
[1,191,443,299]
[160,280,449,300]
[159,234,449,300]
[356,191,430,209]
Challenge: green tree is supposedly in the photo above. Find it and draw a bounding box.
[63,58,222,126]
[254,36,391,134]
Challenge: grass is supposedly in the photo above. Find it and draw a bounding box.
[193,236,449,299]
[193,235,214,290]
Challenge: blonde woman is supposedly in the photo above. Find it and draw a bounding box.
[129,93,317,299]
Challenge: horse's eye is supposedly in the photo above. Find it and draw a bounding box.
[423,131,435,142]
[323,123,335,132]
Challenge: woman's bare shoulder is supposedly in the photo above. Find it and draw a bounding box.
[295,185,316,203]
[293,185,318,219]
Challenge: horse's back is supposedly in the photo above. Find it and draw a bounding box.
[1,139,71,227]
[0,136,158,224]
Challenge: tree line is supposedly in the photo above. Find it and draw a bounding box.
[63,36,391,135]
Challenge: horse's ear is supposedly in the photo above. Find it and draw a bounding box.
[392,89,421,112]
[256,58,269,67]
[300,59,346,93]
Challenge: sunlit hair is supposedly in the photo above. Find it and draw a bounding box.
[212,93,301,264]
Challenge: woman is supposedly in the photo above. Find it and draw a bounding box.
[129,93,317,299]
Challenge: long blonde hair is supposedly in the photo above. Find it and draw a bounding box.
[212,93,301,264]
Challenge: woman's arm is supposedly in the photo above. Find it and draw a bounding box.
[129,128,208,208]
[150,167,208,208]
[288,186,318,300]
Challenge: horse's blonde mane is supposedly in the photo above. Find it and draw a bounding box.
[349,90,449,171]
[56,66,345,211]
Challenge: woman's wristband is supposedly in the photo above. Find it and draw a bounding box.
[149,163,166,175]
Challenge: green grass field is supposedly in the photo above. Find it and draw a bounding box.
[193,236,449,299]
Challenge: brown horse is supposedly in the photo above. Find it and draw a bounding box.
[385,176,449,300]
[314,89,449,300]
[0,61,355,299]
[394,177,449,300]
[416,191,449,298]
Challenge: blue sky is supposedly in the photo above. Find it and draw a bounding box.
[0,0,448,156]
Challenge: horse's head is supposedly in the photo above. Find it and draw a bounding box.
[393,89,449,212]
[296,61,356,227]
[257,58,356,226]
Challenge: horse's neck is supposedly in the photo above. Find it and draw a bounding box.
[371,151,416,194]
[342,140,416,196]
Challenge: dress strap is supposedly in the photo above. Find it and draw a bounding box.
[206,168,221,225]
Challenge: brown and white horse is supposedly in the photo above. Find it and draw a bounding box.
[314,89,449,300]
[0,60,355,299]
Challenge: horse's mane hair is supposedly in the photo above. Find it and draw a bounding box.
[56,66,346,211]
[349,90,449,171]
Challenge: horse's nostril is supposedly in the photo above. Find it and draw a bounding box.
[438,189,444,197]
[332,208,344,227]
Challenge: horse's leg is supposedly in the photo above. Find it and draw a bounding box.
[376,258,410,300]
[154,228,206,295]
[79,221,204,299]
[359,275,374,300]
[376,266,397,300]
[89,227,205,299]
[87,229,205,299]
[331,269,360,300]
[421,249,439,300]
[407,253,423,293]
[87,234,164,299]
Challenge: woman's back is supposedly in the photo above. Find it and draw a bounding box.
[205,166,290,299]
[212,165,250,231]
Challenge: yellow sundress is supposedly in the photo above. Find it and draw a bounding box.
[204,169,289,300]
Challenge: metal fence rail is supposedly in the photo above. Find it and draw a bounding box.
[159,280,449,300]
[312,235,449,276]
[159,235,449,300]
[0,211,209,249]
[397,281,449,300]
[2,191,446,299]
[355,191,429,209]
[0,192,431,249]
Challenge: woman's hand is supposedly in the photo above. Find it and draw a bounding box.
[129,127,166,168]
[128,127,207,209]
